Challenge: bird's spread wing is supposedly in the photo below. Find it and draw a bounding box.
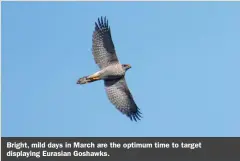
[92,17,119,69]
[104,77,142,121]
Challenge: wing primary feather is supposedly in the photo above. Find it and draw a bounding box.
[135,114,140,120]
[98,18,101,28]
[136,111,142,118]
[101,17,104,27]
[129,115,133,121]
[95,22,99,30]
[104,16,108,28]
[133,116,137,122]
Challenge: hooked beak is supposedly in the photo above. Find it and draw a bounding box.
[127,64,131,69]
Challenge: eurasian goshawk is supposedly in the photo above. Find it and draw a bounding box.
[77,17,142,121]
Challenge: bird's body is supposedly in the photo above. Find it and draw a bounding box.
[77,17,142,121]
[99,63,126,79]
[79,63,125,83]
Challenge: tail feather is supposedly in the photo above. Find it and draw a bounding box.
[77,76,89,84]
[77,76,99,85]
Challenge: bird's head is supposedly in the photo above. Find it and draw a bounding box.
[122,64,131,71]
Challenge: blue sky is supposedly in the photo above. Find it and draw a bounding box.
[2,2,240,137]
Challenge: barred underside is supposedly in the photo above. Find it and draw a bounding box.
[92,17,119,69]
[104,77,142,121]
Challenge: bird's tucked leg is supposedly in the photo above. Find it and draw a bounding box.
[77,72,101,85]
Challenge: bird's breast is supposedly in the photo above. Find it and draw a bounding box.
[100,64,125,80]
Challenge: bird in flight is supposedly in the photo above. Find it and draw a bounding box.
[77,17,142,121]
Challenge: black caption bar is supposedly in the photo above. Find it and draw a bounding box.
[1,137,240,161]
